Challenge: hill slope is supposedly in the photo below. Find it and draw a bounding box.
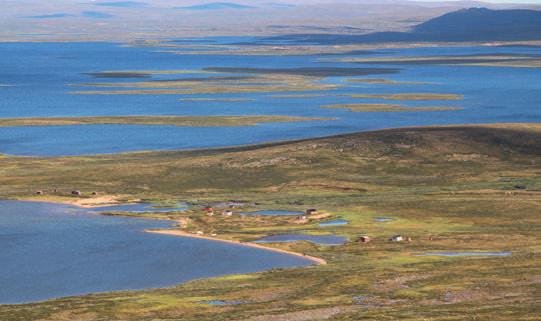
[266,8,541,44]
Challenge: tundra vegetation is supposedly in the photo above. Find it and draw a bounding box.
[347,93,463,101]
[322,104,462,113]
[336,54,541,68]
[0,124,539,321]
[0,116,329,128]
[71,73,343,95]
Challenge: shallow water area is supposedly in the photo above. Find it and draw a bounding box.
[374,217,393,222]
[319,219,349,226]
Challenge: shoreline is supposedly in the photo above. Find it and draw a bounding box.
[146,229,327,266]
[13,196,141,208]
[9,198,327,265]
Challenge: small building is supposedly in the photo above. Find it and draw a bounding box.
[203,206,214,215]
[306,208,317,215]
[358,236,371,243]
[222,210,233,217]
[71,190,81,196]
[35,190,44,195]
[91,191,98,196]
[390,235,404,242]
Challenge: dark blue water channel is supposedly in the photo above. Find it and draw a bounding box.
[0,200,313,304]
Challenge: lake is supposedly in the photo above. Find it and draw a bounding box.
[0,40,540,156]
[0,200,313,304]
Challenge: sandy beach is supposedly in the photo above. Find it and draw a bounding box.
[146,229,328,265]
[17,195,141,208]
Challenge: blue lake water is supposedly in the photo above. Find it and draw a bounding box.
[0,200,313,304]
[319,219,349,227]
[254,234,347,245]
[0,41,540,156]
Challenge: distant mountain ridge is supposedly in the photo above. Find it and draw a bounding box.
[265,8,541,44]
[175,2,256,10]
[414,8,541,38]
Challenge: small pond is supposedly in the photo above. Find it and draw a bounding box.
[319,219,349,227]
[254,234,347,245]
[374,217,393,222]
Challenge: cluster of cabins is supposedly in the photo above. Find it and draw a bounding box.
[35,189,99,196]
[203,206,317,218]
[357,235,412,243]
[202,205,412,244]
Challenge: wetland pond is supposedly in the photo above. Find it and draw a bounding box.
[319,219,349,227]
[0,200,313,304]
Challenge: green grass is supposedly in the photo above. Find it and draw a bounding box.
[348,93,463,101]
[0,123,539,320]
[0,115,330,128]
[322,103,462,112]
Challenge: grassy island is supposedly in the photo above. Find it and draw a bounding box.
[349,93,463,101]
[322,103,462,112]
[0,115,330,128]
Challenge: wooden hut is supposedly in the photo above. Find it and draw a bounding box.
[358,236,371,243]
[71,190,81,196]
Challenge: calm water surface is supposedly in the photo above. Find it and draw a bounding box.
[0,200,312,304]
[319,219,349,227]
[0,41,539,156]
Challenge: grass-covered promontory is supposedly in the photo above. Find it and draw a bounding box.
[322,103,462,112]
[0,115,330,128]
[348,93,463,101]
[0,124,539,321]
